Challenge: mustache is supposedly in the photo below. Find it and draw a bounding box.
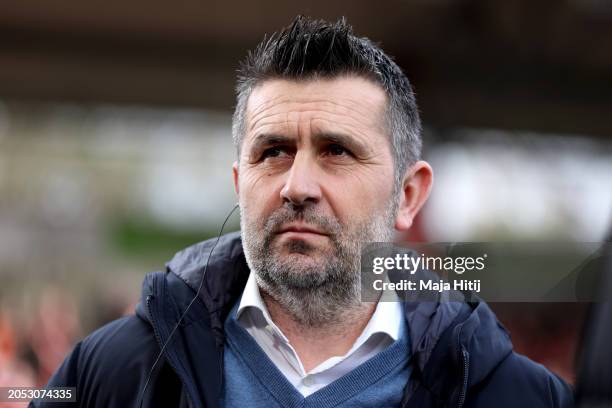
[265,206,342,237]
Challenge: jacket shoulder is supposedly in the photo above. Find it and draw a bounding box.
[467,351,574,407]
[78,314,159,378]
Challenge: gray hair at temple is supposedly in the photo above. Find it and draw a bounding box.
[231,15,422,188]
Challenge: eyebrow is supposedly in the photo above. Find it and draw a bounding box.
[251,133,292,148]
[312,132,369,155]
[249,132,369,155]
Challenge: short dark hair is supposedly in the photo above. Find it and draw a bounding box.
[232,15,422,186]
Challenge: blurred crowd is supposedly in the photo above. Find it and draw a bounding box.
[0,286,133,408]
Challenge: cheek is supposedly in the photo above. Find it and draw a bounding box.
[239,169,283,209]
[325,170,394,219]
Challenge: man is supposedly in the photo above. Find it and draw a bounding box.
[34,16,573,407]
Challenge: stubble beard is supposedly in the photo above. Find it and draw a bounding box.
[240,197,398,329]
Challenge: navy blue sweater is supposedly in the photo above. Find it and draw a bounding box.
[32,232,574,408]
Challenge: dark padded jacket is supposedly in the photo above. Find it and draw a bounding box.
[32,232,574,408]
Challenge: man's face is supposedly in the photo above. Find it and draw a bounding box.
[233,76,400,323]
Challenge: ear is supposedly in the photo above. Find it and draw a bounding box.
[395,160,433,231]
[232,161,240,198]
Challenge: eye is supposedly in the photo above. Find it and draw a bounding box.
[327,144,351,157]
[261,146,290,160]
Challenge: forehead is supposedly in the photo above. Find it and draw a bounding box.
[244,76,388,140]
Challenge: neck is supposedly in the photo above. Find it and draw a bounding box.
[261,290,377,373]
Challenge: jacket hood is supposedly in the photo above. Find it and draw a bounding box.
[135,232,514,403]
[136,231,249,345]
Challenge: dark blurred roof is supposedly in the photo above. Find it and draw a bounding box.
[1,0,611,137]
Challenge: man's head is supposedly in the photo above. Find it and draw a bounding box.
[232,16,422,188]
[232,16,432,327]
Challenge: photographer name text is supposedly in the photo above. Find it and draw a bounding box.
[373,279,481,293]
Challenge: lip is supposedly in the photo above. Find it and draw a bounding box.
[277,223,328,236]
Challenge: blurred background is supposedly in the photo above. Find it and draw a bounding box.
[1,0,612,402]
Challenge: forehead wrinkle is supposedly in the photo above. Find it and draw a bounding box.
[251,117,295,132]
[248,94,384,126]
[311,98,385,123]
[257,98,383,125]
[251,107,380,136]
[305,108,385,141]
[246,92,289,132]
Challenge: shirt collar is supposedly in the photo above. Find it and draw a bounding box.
[360,297,403,342]
[236,272,275,325]
[237,272,402,342]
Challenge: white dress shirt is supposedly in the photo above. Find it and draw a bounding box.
[236,273,403,396]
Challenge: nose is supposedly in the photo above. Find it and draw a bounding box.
[280,152,322,207]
